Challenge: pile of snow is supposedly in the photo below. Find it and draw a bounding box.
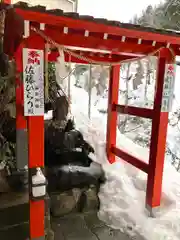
[74,106,180,240]
[69,79,180,240]
[47,63,180,239]
[98,146,180,240]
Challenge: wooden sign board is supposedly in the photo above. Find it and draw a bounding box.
[23,48,44,116]
[161,64,175,112]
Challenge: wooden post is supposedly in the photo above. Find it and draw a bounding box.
[28,117,45,239]
[146,49,174,216]
[106,65,120,163]
[25,34,45,239]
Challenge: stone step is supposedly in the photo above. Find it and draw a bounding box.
[0,192,29,229]
[0,203,29,229]
[50,185,100,217]
[0,202,29,240]
[0,213,53,240]
[0,191,28,210]
[0,223,29,240]
[52,213,137,240]
[0,192,53,239]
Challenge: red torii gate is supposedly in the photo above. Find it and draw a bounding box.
[3,1,179,239]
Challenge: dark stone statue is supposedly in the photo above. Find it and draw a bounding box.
[1,95,104,194]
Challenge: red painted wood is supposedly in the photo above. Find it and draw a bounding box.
[25,34,45,239]
[146,49,173,209]
[28,117,44,238]
[29,200,45,237]
[13,28,159,56]
[106,65,120,163]
[28,117,44,168]
[15,8,180,46]
[45,28,158,55]
[112,146,149,173]
[3,0,11,3]
[115,104,153,119]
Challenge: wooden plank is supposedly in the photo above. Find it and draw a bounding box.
[44,28,159,55]
[115,104,153,119]
[112,146,149,173]
[15,8,180,46]
[106,65,120,163]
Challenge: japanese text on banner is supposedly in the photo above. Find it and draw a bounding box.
[23,48,44,116]
[161,64,175,112]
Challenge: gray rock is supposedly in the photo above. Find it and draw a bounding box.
[45,229,54,240]
[50,188,82,217]
[50,184,100,217]
[81,185,100,213]
[0,169,10,193]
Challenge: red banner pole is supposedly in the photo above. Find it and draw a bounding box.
[25,33,45,239]
[28,117,45,239]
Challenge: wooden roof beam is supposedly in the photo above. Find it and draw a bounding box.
[15,7,180,46]
[43,28,162,56]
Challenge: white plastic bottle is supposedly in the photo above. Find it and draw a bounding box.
[32,168,46,198]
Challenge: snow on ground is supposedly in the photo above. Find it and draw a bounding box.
[67,75,180,240]
[44,68,180,239]
[98,149,180,240]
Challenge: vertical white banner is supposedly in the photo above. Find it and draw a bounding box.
[23,48,44,116]
[161,64,176,112]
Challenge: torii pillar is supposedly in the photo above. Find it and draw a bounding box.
[146,48,175,215]
[106,49,175,216]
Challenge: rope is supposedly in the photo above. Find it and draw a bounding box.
[31,27,176,66]
[31,27,176,126]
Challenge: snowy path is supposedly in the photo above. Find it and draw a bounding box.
[52,213,145,240]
